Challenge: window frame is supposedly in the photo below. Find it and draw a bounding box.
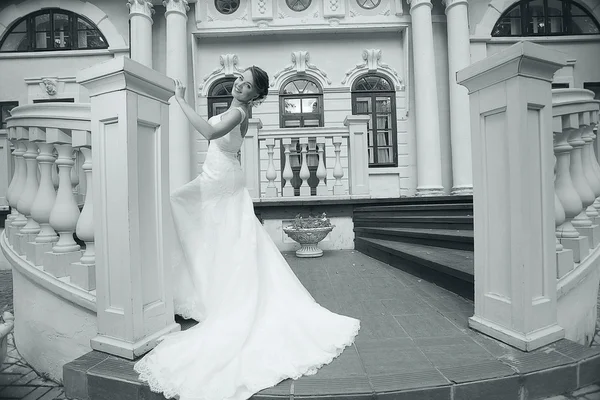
[583,82,600,100]
[0,8,109,53]
[491,0,600,37]
[0,102,19,130]
[351,74,398,168]
[279,76,324,129]
[207,77,252,119]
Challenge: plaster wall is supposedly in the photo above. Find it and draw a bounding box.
[12,268,97,382]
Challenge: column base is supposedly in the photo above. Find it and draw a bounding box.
[332,185,345,196]
[264,187,278,198]
[91,322,181,360]
[15,232,37,256]
[560,236,590,263]
[25,241,55,266]
[68,262,96,291]
[282,187,294,197]
[43,250,83,278]
[7,225,24,247]
[556,248,574,279]
[451,185,473,195]
[575,225,600,249]
[469,315,564,352]
[299,186,311,197]
[416,187,445,197]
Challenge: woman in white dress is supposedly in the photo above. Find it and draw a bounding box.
[134,66,360,400]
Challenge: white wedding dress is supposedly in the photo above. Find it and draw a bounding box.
[134,107,361,400]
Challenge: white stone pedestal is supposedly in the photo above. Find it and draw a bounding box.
[77,57,180,359]
[457,41,567,351]
[561,236,590,263]
[43,250,83,278]
[24,241,54,266]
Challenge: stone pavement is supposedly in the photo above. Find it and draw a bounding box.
[1,242,600,399]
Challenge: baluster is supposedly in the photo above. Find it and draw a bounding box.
[555,116,589,262]
[298,137,310,197]
[51,149,59,190]
[5,133,22,227]
[554,151,574,277]
[568,113,600,248]
[27,135,58,266]
[332,136,345,196]
[281,138,294,197]
[45,129,82,278]
[316,136,328,196]
[26,128,58,262]
[69,130,95,290]
[586,113,600,215]
[70,148,80,193]
[8,130,29,246]
[14,134,40,255]
[264,138,278,197]
[580,112,600,223]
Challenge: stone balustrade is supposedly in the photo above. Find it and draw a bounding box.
[3,103,95,291]
[244,115,371,200]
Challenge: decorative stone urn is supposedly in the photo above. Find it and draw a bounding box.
[0,312,14,365]
[283,214,334,258]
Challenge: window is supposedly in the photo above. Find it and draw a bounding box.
[584,82,600,100]
[492,0,600,37]
[215,0,240,15]
[0,9,108,52]
[352,74,397,167]
[207,78,252,119]
[280,77,323,128]
[279,77,324,196]
[552,83,570,89]
[357,0,381,9]
[286,0,312,12]
[0,102,18,129]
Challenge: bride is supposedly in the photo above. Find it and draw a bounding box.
[134,66,360,400]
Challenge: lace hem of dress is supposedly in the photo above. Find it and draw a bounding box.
[173,298,204,322]
[134,319,361,400]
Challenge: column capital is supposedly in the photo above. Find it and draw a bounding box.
[127,0,154,21]
[442,0,468,12]
[163,0,190,17]
[407,0,433,11]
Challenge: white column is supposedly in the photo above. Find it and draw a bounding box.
[78,56,179,359]
[241,119,261,199]
[282,138,294,197]
[457,41,566,351]
[408,0,444,196]
[127,0,154,68]
[443,0,473,195]
[164,0,190,191]
[345,115,371,196]
[264,138,278,197]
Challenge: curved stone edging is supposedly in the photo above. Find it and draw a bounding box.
[0,232,96,312]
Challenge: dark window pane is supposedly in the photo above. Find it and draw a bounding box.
[0,102,18,129]
[583,82,600,100]
[34,14,50,31]
[34,31,50,49]
[77,17,94,30]
[0,33,28,51]
[571,16,600,34]
[355,97,371,113]
[11,21,27,33]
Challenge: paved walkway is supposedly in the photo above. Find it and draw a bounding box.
[0,240,598,399]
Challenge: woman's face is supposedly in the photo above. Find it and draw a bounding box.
[233,70,259,104]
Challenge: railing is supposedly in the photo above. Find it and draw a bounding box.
[4,103,96,293]
[458,41,600,350]
[242,115,371,200]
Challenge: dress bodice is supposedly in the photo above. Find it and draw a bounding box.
[208,107,246,155]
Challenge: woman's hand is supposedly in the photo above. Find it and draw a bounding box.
[174,79,186,100]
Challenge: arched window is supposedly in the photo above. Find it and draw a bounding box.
[278,77,324,196]
[0,8,108,52]
[492,0,600,37]
[207,77,253,118]
[352,74,397,167]
[279,77,323,128]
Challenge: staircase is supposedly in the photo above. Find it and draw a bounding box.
[353,196,475,299]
